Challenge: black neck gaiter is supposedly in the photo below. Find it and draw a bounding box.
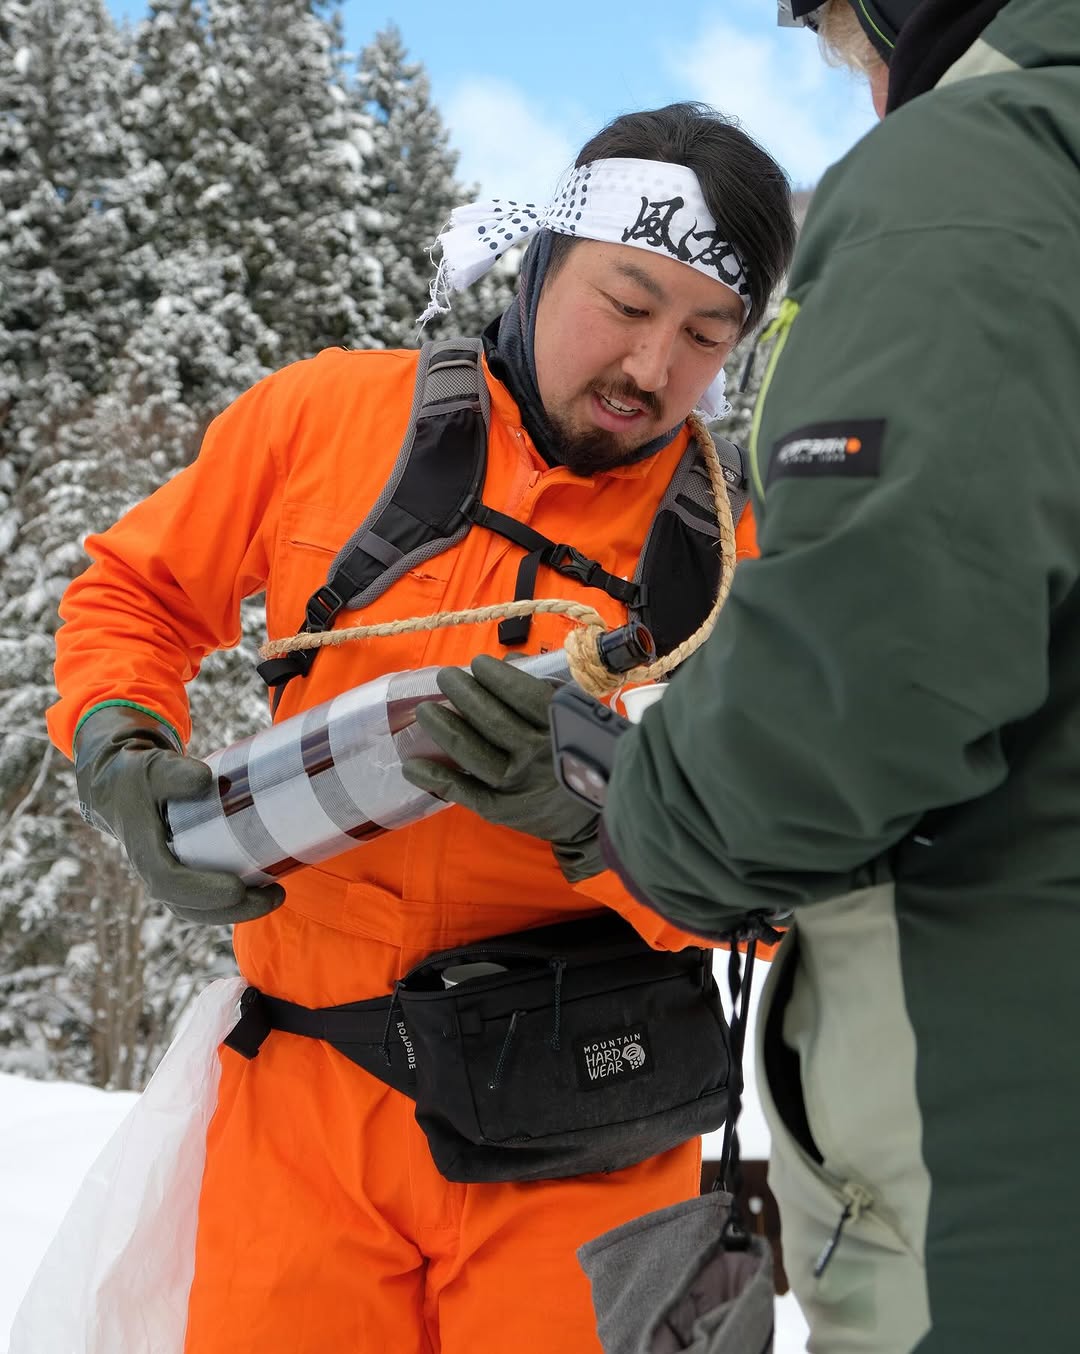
[887,0,1011,112]
[483,232,681,470]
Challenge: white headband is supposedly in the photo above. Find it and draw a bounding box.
[418,157,751,419]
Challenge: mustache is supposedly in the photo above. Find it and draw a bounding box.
[592,379,662,420]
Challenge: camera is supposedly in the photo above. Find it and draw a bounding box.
[548,684,632,810]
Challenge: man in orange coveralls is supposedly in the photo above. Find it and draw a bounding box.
[48,103,794,1353]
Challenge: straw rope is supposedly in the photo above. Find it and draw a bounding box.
[259,411,737,699]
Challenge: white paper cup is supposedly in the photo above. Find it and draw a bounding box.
[441,961,509,989]
[618,683,668,724]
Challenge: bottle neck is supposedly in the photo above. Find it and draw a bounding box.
[511,649,571,683]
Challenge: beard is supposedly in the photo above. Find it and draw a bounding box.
[545,420,639,476]
[546,379,665,477]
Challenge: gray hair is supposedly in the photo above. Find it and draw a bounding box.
[818,0,883,74]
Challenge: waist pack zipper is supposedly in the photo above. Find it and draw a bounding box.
[813,1180,875,1278]
[403,944,570,984]
[489,1009,526,1090]
[397,949,573,1090]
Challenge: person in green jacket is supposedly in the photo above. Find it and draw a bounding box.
[599,1,1080,1350]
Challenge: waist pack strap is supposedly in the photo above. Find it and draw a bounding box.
[223,985,419,1099]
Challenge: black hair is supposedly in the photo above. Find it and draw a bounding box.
[545,102,796,334]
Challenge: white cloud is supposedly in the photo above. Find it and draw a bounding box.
[442,77,580,201]
[665,19,877,187]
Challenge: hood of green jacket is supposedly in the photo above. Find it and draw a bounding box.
[985,0,1080,69]
[884,0,1075,112]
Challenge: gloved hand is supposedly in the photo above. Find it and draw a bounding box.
[400,655,605,883]
[74,706,286,925]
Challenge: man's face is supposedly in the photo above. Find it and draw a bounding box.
[533,240,745,475]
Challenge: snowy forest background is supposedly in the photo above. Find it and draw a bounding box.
[0,0,776,1092]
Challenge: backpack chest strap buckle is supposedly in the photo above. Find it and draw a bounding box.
[546,544,600,586]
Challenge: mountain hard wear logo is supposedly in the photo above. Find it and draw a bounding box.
[574,1027,654,1091]
[768,418,886,483]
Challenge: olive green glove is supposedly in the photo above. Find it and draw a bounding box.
[74,706,286,925]
[400,655,605,883]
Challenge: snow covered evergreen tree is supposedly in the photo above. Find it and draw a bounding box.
[0,0,160,1085]
[0,0,267,1087]
[0,389,242,1089]
[206,0,381,361]
[356,25,451,346]
[355,24,512,346]
[0,0,136,479]
[120,0,278,424]
[0,1,518,1089]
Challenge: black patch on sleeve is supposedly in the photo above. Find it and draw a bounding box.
[768,419,885,484]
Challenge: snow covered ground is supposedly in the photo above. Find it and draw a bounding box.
[0,1073,138,1352]
[0,961,809,1352]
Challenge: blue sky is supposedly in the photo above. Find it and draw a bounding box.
[105,0,878,196]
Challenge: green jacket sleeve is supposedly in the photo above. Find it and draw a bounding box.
[604,212,1080,936]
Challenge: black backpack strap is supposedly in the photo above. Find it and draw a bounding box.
[258,355,745,703]
[632,432,748,661]
[257,338,490,708]
[467,503,641,647]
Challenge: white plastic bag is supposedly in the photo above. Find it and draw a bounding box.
[8,976,246,1354]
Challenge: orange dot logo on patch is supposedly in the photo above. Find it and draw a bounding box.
[770,420,884,483]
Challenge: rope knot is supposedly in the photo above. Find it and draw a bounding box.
[258,412,737,693]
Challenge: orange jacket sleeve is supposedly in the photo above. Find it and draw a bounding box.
[47,368,288,757]
[735,498,759,561]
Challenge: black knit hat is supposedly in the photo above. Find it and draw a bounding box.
[847,0,927,58]
[781,0,925,60]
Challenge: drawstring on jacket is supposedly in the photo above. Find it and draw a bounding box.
[814,1182,875,1278]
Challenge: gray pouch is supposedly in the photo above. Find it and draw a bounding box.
[578,1189,775,1354]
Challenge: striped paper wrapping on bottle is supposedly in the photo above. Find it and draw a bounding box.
[165,651,571,886]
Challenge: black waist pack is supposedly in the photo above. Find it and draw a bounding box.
[225,912,734,1184]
